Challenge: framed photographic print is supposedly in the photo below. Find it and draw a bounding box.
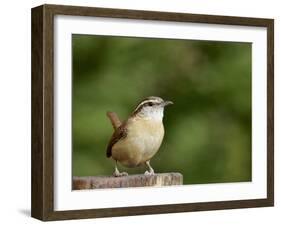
[31,4,274,221]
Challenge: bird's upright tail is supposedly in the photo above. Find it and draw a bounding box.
[106,111,122,131]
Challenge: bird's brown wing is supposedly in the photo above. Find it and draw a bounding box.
[106,123,127,158]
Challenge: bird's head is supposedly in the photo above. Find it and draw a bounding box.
[132,96,173,120]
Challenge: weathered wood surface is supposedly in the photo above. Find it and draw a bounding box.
[73,173,183,190]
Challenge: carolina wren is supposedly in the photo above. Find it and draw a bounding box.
[106,96,173,177]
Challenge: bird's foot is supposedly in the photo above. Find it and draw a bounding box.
[113,171,128,177]
[144,170,155,176]
[144,161,155,176]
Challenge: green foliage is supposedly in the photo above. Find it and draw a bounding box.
[72,34,251,184]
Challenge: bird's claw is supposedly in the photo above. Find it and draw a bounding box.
[113,171,128,177]
[144,170,155,175]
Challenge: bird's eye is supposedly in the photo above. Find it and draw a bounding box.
[148,102,153,106]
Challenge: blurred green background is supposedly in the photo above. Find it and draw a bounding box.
[72,34,252,184]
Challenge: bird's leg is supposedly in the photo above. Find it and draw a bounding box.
[113,161,128,177]
[144,161,155,175]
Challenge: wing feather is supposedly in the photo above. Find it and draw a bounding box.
[106,123,127,158]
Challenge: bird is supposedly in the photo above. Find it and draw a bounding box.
[106,96,173,177]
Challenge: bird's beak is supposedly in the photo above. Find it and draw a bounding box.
[163,100,173,106]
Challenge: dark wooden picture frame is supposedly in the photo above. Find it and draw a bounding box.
[31,4,274,221]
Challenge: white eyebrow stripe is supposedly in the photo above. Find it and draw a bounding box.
[133,99,161,113]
